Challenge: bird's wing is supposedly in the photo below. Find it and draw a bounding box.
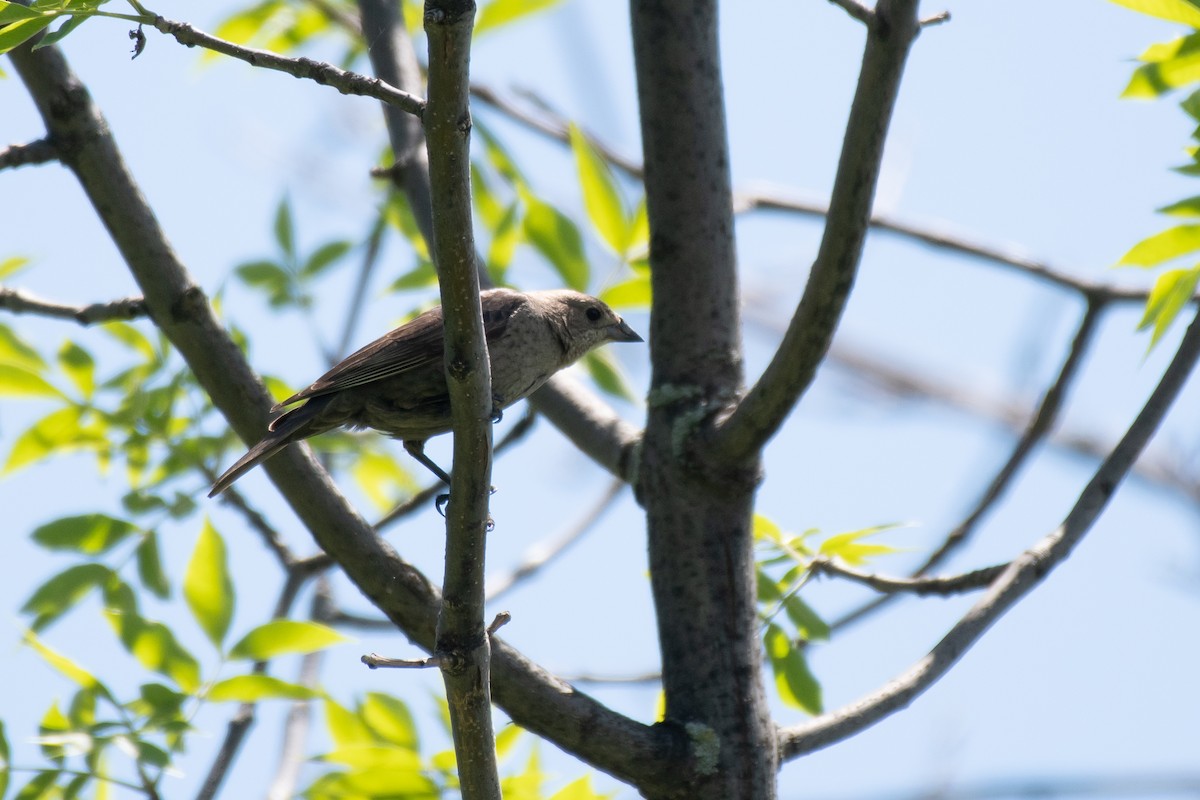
[272,302,513,409]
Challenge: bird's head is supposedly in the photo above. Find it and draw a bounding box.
[533,289,643,362]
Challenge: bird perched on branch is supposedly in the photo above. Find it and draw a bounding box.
[208,288,642,497]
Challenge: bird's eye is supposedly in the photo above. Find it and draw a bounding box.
[586,306,602,322]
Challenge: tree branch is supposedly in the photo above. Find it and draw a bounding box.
[780,305,1200,759]
[737,187,1160,303]
[423,2,502,796]
[712,0,924,464]
[810,557,1006,596]
[0,287,147,324]
[0,137,58,171]
[145,14,425,116]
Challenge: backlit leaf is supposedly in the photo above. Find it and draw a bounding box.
[183,519,234,647]
[228,620,350,660]
[32,514,139,555]
[207,675,322,702]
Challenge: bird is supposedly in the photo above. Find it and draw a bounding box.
[208,287,643,497]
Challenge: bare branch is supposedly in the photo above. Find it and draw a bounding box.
[470,83,645,178]
[780,305,1200,759]
[738,187,1158,303]
[918,299,1106,573]
[0,286,147,325]
[362,651,442,669]
[265,652,321,800]
[487,479,624,601]
[423,2,502,796]
[208,477,296,569]
[828,0,872,25]
[530,373,642,482]
[920,10,952,28]
[713,0,924,464]
[810,557,1006,596]
[0,138,58,171]
[145,14,425,116]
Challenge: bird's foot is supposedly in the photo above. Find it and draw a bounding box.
[434,485,497,522]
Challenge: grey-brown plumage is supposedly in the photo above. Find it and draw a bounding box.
[208,288,642,497]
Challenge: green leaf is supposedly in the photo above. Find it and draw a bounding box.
[35,13,86,49]
[24,630,106,695]
[13,769,59,800]
[582,348,638,403]
[570,123,630,255]
[818,524,900,566]
[101,321,155,360]
[1137,266,1200,346]
[0,254,31,278]
[0,719,8,800]
[486,202,521,285]
[57,341,95,398]
[599,270,652,309]
[324,699,375,748]
[522,194,589,290]
[103,580,202,692]
[1109,0,1200,27]
[1120,224,1200,267]
[0,2,46,24]
[318,744,422,771]
[782,594,830,643]
[351,449,418,512]
[274,197,296,260]
[301,240,352,278]
[549,775,614,800]
[0,14,56,56]
[136,533,171,599]
[1158,195,1200,216]
[228,620,350,660]
[764,623,822,714]
[32,514,139,555]
[5,406,94,473]
[0,321,45,370]
[22,563,114,632]
[184,519,234,647]
[387,260,438,291]
[207,674,322,702]
[0,363,64,398]
[360,692,418,750]
[475,0,562,36]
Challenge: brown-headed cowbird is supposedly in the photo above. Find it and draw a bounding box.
[208,288,642,497]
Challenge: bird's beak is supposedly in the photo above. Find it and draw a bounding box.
[609,318,644,343]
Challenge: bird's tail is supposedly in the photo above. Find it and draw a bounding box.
[207,399,329,497]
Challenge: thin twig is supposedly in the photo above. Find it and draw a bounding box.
[146,14,425,116]
[0,287,147,324]
[208,476,296,569]
[362,651,441,669]
[780,305,1200,759]
[738,188,1158,303]
[810,557,1007,596]
[920,10,951,28]
[486,478,624,601]
[0,138,59,170]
